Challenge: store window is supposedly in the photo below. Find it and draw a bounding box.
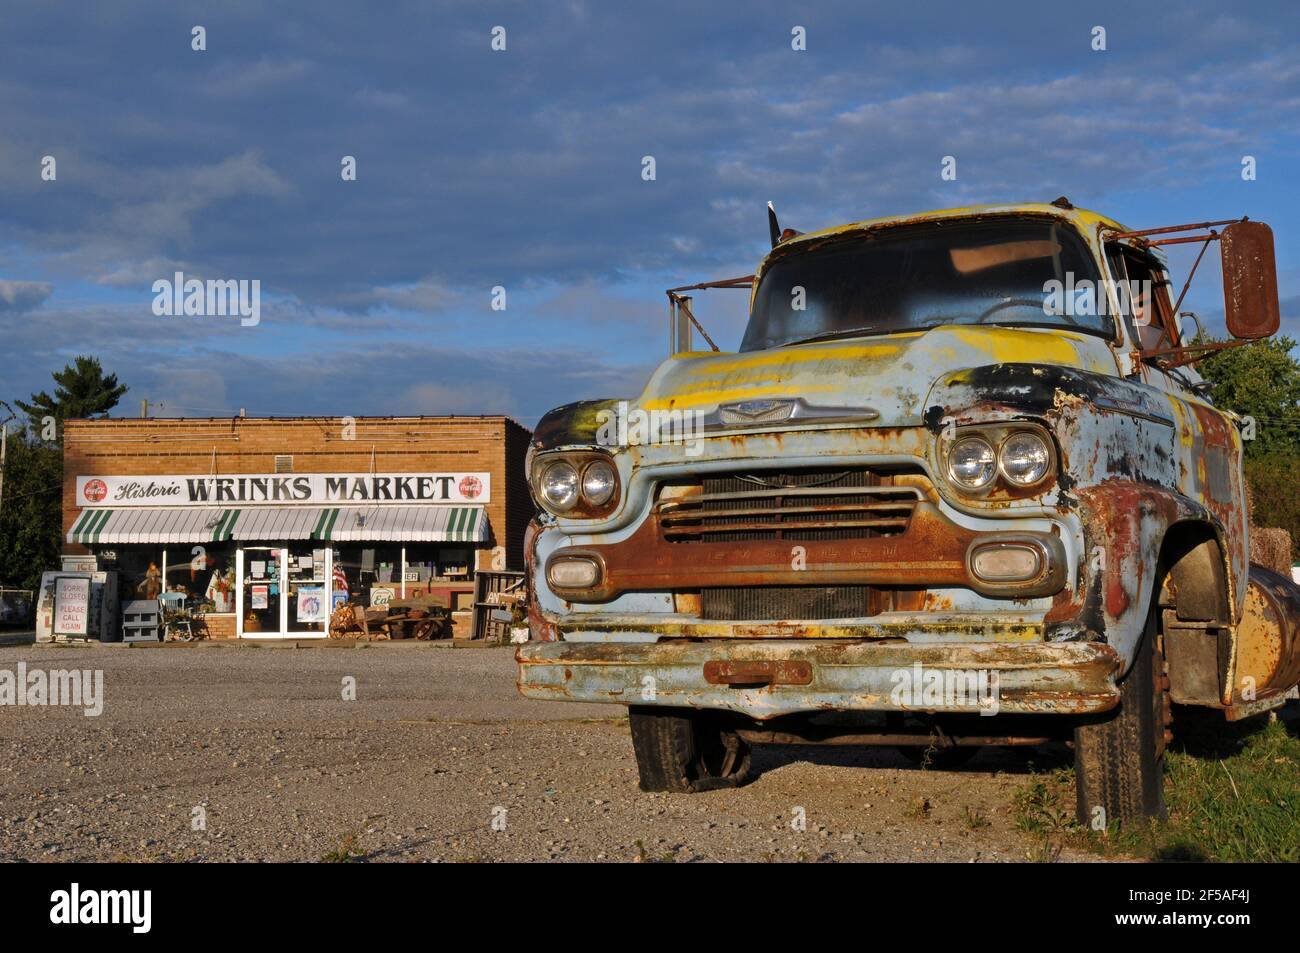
[164,545,235,612]
[332,546,403,609]
[403,544,471,582]
[110,549,161,602]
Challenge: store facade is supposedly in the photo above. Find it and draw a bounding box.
[62,416,532,639]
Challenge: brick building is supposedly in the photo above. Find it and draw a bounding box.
[61,416,533,639]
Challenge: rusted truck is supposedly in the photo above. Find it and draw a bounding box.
[517,199,1300,828]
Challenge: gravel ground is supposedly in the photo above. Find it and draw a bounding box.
[0,639,1104,862]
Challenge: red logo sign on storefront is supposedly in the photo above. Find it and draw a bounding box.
[458,475,483,499]
[83,479,108,503]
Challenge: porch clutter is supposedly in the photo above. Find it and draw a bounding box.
[328,595,451,640]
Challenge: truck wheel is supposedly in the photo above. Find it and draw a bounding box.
[628,707,752,792]
[1073,598,1168,829]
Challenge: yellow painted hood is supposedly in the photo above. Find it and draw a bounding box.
[635,325,1120,425]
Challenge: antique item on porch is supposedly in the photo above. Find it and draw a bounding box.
[136,562,162,600]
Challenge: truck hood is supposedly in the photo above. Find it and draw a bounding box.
[633,325,1120,428]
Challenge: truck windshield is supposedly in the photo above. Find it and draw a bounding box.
[741,218,1109,351]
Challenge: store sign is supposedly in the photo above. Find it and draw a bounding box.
[54,577,90,635]
[76,472,491,507]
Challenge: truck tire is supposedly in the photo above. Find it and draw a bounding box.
[629,707,752,792]
[1073,596,1168,829]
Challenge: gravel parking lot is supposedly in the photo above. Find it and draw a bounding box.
[0,639,1101,862]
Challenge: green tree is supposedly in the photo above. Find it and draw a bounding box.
[1198,336,1300,459]
[1,358,129,594]
[0,429,62,593]
[14,355,128,435]
[1244,453,1300,559]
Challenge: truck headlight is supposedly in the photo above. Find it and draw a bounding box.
[948,436,997,490]
[939,423,1057,497]
[581,460,617,505]
[540,461,580,512]
[531,452,623,517]
[999,431,1052,486]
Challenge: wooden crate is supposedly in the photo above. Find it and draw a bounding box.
[451,610,474,640]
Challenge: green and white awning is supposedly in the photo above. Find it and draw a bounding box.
[68,507,233,544]
[226,506,487,542]
[70,505,488,545]
[325,505,487,542]
[229,507,329,541]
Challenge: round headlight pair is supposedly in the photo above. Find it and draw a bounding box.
[947,431,1051,491]
[540,458,617,513]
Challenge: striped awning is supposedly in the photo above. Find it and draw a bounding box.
[328,506,487,542]
[70,505,489,545]
[229,507,331,541]
[69,508,233,545]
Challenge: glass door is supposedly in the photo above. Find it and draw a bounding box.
[239,546,281,636]
[285,545,328,635]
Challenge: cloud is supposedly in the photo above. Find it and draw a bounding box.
[346,277,460,314]
[0,279,53,312]
[2,0,1299,418]
[352,87,412,111]
[3,2,1297,309]
[204,58,313,98]
[124,344,654,425]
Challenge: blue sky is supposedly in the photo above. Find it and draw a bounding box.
[2,0,1299,427]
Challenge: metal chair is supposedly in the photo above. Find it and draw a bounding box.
[160,592,194,641]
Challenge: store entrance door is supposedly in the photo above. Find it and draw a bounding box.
[284,544,328,636]
[237,546,281,637]
[235,545,330,639]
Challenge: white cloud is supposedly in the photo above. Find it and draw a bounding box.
[0,279,53,312]
[204,58,313,98]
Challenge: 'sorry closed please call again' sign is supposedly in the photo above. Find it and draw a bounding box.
[54,577,90,636]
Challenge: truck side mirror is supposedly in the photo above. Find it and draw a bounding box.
[1221,221,1280,340]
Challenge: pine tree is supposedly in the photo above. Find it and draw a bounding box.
[14,355,128,436]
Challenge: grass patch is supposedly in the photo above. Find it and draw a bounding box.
[633,839,677,863]
[1014,712,1300,861]
[904,796,932,820]
[320,831,362,863]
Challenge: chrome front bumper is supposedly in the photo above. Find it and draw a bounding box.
[516,638,1122,720]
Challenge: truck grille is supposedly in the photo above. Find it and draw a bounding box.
[703,585,873,621]
[656,468,920,621]
[658,468,919,543]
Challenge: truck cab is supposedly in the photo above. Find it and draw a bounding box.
[517,200,1299,827]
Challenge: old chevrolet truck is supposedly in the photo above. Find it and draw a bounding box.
[517,199,1300,828]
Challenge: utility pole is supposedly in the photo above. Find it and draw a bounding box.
[0,421,7,516]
